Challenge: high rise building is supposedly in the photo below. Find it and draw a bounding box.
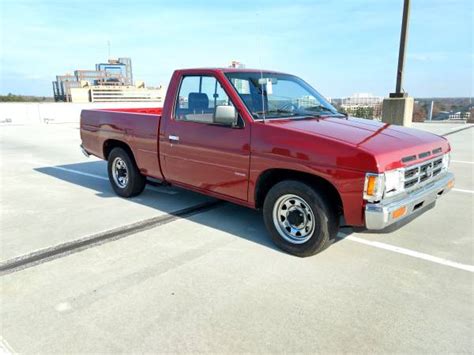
[52,57,133,101]
[95,58,133,85]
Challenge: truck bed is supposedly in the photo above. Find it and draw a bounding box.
[80,107,163,179]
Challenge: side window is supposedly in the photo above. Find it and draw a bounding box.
[175,75,234,124]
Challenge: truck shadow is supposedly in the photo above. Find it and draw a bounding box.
[35,161,433,255]
[35,161,280,253]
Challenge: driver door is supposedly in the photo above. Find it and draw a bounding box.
[161,75,251,201]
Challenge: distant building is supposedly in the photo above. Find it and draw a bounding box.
[448,111,466,119]
[433,110,471,121]
[342,93,382,107]
[95,58,133,85]
[297,95,318,107]
[229,60,245,69]
[52,74,79,102]
[228,61,248,93]
[70,83,165,103]
[341,93,383,119]
[52,57,135,102]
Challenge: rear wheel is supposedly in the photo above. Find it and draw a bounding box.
[107,147,146,197]
[263,180,338,257]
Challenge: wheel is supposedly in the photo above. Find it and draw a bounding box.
[107,147,146,197]
[263,180,338,257]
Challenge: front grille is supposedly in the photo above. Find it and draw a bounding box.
[404,156,444,190]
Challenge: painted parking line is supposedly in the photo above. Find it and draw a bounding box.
[47,166,178,195]
[451,160,474,164]
[49,165,109,181]
[452,188,474,194]
[450,125,471,130]
[442,125,473,136]
[25,159,178,195]
[343,235,474,273]
[0,337,13,355]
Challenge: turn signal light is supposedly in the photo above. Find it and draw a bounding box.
[392,206,407,219]
[366,175,377,196]
[363,173,384,202]
[447,180,455,189]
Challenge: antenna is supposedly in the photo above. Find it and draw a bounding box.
[256,12,266,123]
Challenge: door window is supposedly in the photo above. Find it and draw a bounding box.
[175,76,234,124]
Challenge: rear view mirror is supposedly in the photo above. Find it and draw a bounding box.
[258,77,278,85]
[257,78,277,95]
[214,105,237,126]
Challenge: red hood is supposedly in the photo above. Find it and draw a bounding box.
[267,116,450,171]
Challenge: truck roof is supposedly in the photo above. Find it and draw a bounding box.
[174,68,287,75]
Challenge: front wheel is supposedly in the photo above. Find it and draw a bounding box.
[263,180,338,257]
[107,147,146,197]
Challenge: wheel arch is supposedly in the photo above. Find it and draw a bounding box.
[254,168,343,216]
[103,139,136,162]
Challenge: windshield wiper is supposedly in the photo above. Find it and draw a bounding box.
[252,109,299,119]
[268,109,299,115]
[303,105,336,114]
[292,114,322,120]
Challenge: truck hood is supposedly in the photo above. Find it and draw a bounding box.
[267,116,450,171]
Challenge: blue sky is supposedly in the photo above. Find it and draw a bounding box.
[0,0,472,98]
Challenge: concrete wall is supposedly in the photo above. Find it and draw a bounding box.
[0,101,163,125]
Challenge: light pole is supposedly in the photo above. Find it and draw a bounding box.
[391,0,411,98]
[382,0,414,126]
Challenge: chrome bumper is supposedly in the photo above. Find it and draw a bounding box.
[365,172,454,230]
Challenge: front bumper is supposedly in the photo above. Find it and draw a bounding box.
[365,172,454,230]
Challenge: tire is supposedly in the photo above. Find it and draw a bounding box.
[107,147,146,197]
[263,180,338,257]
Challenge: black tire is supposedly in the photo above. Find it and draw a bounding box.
[263,180,338,257]
[107,147,146,197]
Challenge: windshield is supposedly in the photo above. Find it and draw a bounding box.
[225,72,340,120]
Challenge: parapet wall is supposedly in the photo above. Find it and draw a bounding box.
[0,101,163,125]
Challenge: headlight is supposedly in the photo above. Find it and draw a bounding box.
[442,152,450,171]
[364,169,404,202]
[384,169,405,196]
[363,173,384,202]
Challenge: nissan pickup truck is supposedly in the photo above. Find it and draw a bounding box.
[80,68,454,257]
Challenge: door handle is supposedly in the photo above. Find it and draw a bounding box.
[168,135,180,142]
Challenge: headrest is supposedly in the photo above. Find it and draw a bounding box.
[188,93,209,111]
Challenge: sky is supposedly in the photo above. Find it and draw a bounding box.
[0,0,472,98]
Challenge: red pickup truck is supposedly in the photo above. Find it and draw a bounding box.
[80,68,454,256]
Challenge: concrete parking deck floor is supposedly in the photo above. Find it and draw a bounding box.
[1,122,473,353]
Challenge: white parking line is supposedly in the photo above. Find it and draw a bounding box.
[51,165,109,181]
[452,188,474,194]
[344,236,474,273]
[25,160,177,195]
[0,336,13,355]
[48,166,178,195]
[451,160,474,164]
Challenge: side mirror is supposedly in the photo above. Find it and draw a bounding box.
[214,105,238,126]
